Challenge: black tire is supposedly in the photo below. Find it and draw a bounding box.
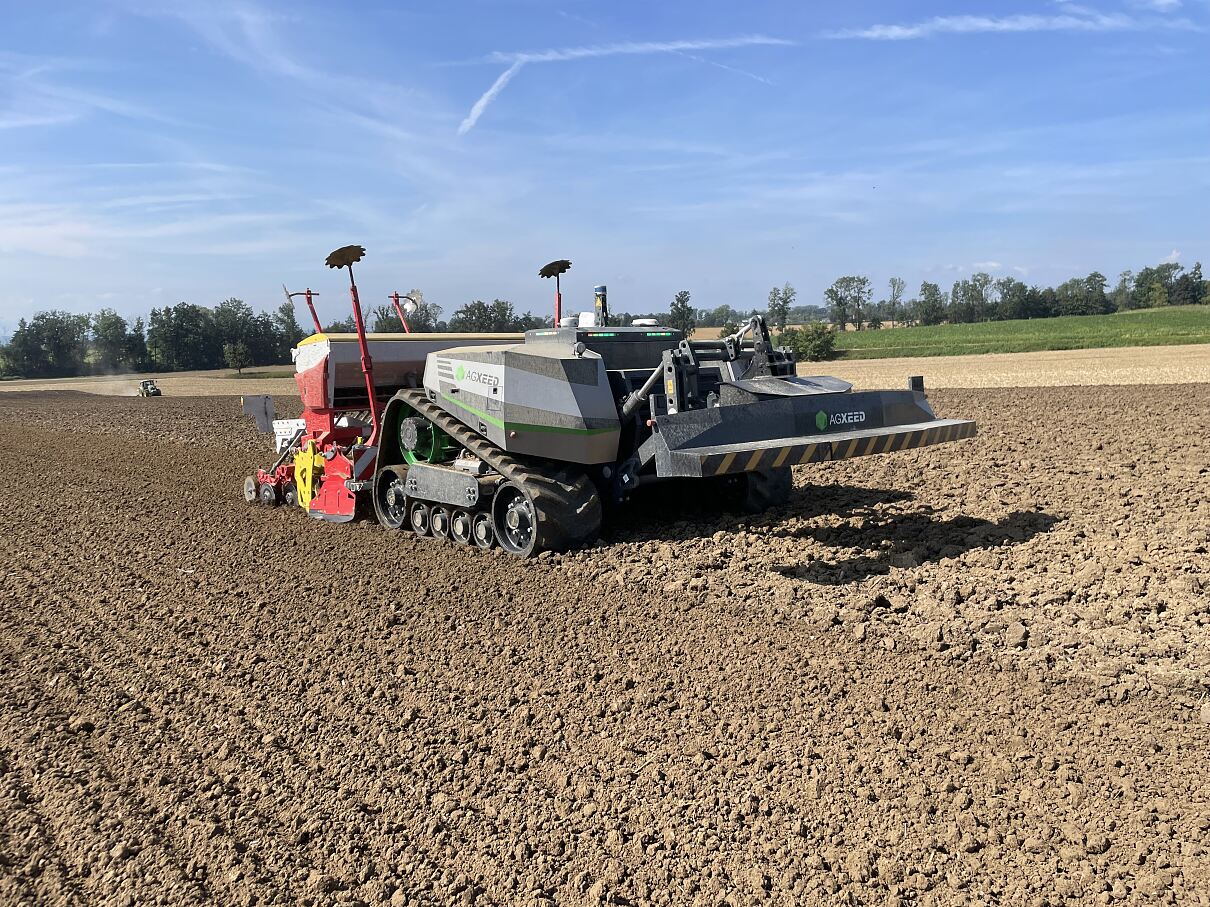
[430,507,451,540]
[492,482,538,556]
[258,483,279,506]
[408,501,430,535]
[372,467,408,530]
[472,511,496,549]
[491,468,602,557]
[450,509,473,545]
[282,483,298,507]
[243,476,259,504]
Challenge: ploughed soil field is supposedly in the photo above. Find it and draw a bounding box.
[2,386,1208,907]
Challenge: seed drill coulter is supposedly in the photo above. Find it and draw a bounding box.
[243,246,976,556]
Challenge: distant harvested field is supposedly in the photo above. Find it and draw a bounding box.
[811,343,1210,390]
[830,305,1210,359]
[1,342,1205,399]
[0,368,298,397]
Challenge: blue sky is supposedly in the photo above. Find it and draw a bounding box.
[1,0,1207,330]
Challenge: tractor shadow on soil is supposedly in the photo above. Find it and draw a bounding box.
[770,507,1061,586]
[609,482,1059,586]
[607,481,915,541]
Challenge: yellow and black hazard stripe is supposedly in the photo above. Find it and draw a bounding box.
[700,420,976,477]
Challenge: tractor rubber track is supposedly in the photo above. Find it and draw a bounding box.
[396,389,602,551]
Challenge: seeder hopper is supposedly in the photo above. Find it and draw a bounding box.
[243,246,976,556]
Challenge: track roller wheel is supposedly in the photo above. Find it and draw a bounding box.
[243,476,259,504]
[408,501,430,535]
[493,483,536,555]
[471,511,496,549]
[450,509,473,545]
[372,467,408,530]
[430,507,451,540]
[491,468,601,557]
[282,483,298,507]
[258,483,279,506]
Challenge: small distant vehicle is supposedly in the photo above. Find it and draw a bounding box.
[137,379,162,397]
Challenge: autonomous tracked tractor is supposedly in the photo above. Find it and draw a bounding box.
[243,246,976,556]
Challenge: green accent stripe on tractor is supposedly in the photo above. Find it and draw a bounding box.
[438,392,618,437]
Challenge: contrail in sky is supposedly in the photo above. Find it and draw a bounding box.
[458,35,790,135]
[458,60,525,136]
[824,9,1200,40]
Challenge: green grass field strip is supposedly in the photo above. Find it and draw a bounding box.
[831,307,1210,359]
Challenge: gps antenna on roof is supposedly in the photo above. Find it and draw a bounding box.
[539,259,571,326]
[284,284,323,335]
[325,244,379,443]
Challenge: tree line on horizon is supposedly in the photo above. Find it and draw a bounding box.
[0,291,548,379]
[643,259,1208,338]
[1,258,1205,378]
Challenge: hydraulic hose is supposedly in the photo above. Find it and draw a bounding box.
[620,365,664,421]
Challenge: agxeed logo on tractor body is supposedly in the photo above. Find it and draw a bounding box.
[454,363,501,388]
[815,409,866,431]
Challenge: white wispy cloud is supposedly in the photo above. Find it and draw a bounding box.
[98,192,249,210]
[487,36,793,65]
[0,54,178,129]
[142,1,306,77]
[828,12,1130,40]
[0,195,317,260]
[0,202,98,257]
[33,80,182,125]
[458,61,525,136]
[0,112,77,130]
[825,8,1198,40]
[460,36,790,134]
[672,51,774,86]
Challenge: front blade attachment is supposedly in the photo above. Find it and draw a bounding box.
[639,388,976,479]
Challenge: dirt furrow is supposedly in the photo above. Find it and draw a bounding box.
[1,553,466,906]
[1,387,1208,906]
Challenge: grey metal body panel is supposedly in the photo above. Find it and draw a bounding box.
[394,321,975,486]
[648,419,977,477]
[241,394,276,433]
[524,325,685,370]
[294,333,520,408]
[638,388,975,477]
[403,462,484,508]
[422,343,621,464]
